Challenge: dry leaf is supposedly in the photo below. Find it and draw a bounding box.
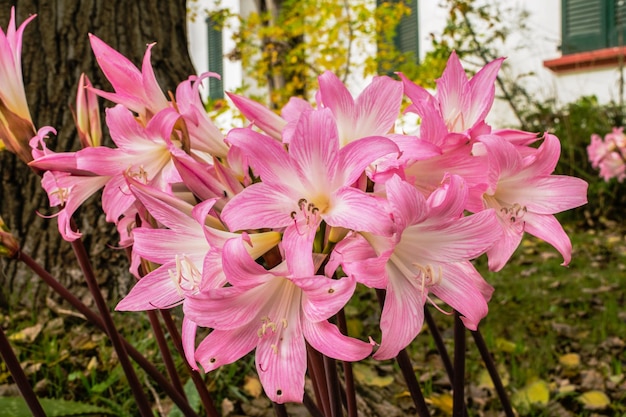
[8,323,43,343]
[512,379,550,411]
[427,393,453,415]
[495,338,517,353]
[243,375,263,398]
[578,390,610,410]
[559,353,580,368]
[353,363,394,387]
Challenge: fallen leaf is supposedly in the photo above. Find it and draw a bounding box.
[243,375,263,398]
[495,338,517,353]
[427,393,453,415]
[353,363,394,387]
[8,324,42,343]
[578,390,610,410]
[512,379,550,412]
[559,353,580,368]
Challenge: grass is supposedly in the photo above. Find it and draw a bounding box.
[1,219,625,416]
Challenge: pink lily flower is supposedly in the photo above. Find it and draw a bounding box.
[0,7,37,163]
[175,73,229,158]
[75,105,184,223]
[400,51,504,149]
[88,34,169,120]
[316,71,403,147]
[221,108,399,272]
[116,180,280,367]
[328,175,501,359]
[184,237,372,403]
[469,134,588,271]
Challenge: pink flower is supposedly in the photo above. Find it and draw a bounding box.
[400,51,503,149]
[329,175,500,359]
[88,34,169,120]
[316,71,403,147]
[469,134,588,271]
[0,7,37,163]
[184,237,371,403]
[221,108,398,272]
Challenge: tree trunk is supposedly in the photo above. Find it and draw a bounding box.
[0,0,195,311]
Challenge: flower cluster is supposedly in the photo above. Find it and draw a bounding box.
[587,127,626,182]
[4,10,588,405]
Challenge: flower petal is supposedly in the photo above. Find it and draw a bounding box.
[195,325,259,372]
[303,320,371,361]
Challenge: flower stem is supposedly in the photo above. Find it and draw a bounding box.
[323,354,343,417]
[307,344,331,416]
[159,310,220,417]
[272,402,288,417]
[69,237,153,417]
[396,349,431,417]
[303,391,325,417]
[146,310,186,397]
[424,307,455,380]
[16,251,200,417]
[452,311,466,417]
[337,309,358,417]
[0,326,46,417]
[471,328,515,417]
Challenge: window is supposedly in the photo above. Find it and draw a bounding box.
[376,0,419,74]
[394,0,419,62]
[561,0,626,54]
[206,16,224,100]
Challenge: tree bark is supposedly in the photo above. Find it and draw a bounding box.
[0,0,195,311]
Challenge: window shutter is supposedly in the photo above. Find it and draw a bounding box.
[609,0,626,47]
[561,0,607,54]
[395,0,419,62]
[207,17,224,100]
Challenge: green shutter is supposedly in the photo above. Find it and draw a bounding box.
[561,0,607,54]
[395,0,419,63]
[609,0,626,47]
[207,17,224,100]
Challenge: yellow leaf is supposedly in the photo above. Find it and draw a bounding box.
[578,390,610,410]
[512,379,550,411]
[495,338,517,353]
[427,393,453,415]
[86,356,98,372]
[8,323,43,343]
[477,365,509,389]
[559,353,580,368]
[352,363,394,387]
[243,375,263,398]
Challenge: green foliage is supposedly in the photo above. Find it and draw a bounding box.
[0,397,113,417]
[224,0,418,108]
[521,95,626,221]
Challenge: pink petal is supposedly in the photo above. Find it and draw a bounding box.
[328,233,390,288]
[184,286,264,330]
[221,183,295,231]
[115,263,183,310]
[296,275,356,322]
[486,216,524,272]
[337,135,400,187]
[255,315,306,404]
[509,176,588,214]
[385,175,429,228]
[226,92,287,140]
[195,326,259,372]
[302,320,371,361]
[523,212,573,266]
[181,317,199,370]
[374,271,425,360]
[226,127,294,184]
[325,187,394,236]
[429,262,492,330]
[221,237,275,288]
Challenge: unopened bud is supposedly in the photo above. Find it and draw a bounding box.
[0,216,20,258]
